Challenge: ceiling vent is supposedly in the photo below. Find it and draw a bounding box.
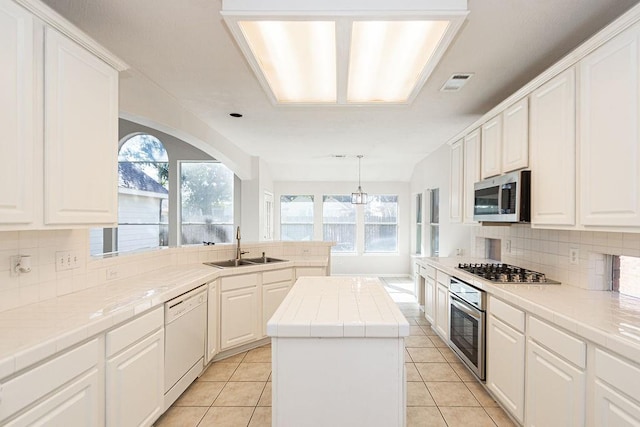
[440,73,474,92]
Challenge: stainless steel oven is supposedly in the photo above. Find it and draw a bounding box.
[449,277,486,381]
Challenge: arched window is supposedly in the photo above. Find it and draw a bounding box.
[89,134,169,254]
[117,134,169,252]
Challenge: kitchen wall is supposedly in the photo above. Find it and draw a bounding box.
[410,143,474,257]
[0,229,329,314]
[411,140,640,291]
[273,181,411,276]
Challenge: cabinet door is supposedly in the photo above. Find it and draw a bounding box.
[106,329,164,427]
[5,369,102,427]
[502,98,529,173]
[449,139,464,223]
[435,284,449,340]
[220,286,259,350]
[424,276,436,324]
[487,315,525,424]
[579,23,640,227]
[44,27,118,225]
[463,129,481,224]
[525,339,585,427]
[530,68,576,226]
[481,115,502,179]
[262,281,290,336]
[207,281,218,363]
[594,380,640,427]
[0,0,35,224]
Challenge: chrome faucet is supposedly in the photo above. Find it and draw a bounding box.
[235,226,248,263]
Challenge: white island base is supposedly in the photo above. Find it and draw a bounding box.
[268,277,409,427]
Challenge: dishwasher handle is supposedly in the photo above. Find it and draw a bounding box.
[165,285,207,325]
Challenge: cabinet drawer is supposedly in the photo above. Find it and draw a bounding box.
[221,273,259,291]
[595,348,640,400]
[489,297,525,333]
[529,317,586,368]
[436,271,450,287]
[0,339,100,422]
[424,265,436,279]
[263,268,292,285]
[106,307,163,357]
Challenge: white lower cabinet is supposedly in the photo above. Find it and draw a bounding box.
[435,282,449,340]
[106,329,164,427]
[487,297,525,424]
[0,339,103,426]
[593,348,640,426]
[220,274,259,350]
[525,317,586,427]
[262,268,293,337]
[207,280,219,363]
[424,275,436,324]
[6,368,102,427]
[106,307,164,427]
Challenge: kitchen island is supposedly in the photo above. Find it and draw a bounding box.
[267,276,410,427]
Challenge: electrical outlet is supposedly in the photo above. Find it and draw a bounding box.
[505,240,512,254]
[569,248,579,265]
[106,267,119,280]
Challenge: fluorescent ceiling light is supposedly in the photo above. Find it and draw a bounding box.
[238,21,336,103]
[222,1,468,105]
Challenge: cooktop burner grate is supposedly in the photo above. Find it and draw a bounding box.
[456,263,560,284]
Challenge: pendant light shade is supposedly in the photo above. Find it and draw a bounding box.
[351,155,368,204]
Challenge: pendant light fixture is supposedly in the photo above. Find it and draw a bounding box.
[351,155,368,204]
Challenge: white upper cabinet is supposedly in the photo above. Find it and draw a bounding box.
[481,115,503,179]
[0,0,35,224]
[463,129,481,224]
[530,68,576,226]
[579,22,640,227]
[44,27,119,225]
[449,139,464,223]
[502,98,529,173]
[0,0,125,230]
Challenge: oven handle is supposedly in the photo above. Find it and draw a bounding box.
[450,293,482,322]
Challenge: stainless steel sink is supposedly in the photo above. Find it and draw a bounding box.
[203,257,287,268]
[203,259,256,268]
[242,257,287,264]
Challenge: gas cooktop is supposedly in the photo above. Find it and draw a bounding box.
[456,263,560,284]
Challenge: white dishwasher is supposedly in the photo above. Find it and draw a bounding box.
[164,284,207,409]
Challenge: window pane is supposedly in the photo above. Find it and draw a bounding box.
[323,195,356,253]
[614,255,640,299]
[430,188,439,224]
[416,224,422,255]
[89,228,104,256]
[181,162,235,244]
[365,195,398,253]
[430,225,439,256]
[280,195,314,240]
[416,193,423,255]
[109,134,171,254]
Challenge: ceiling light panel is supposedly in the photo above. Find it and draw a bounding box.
[222,0,468,106]
[348,20,450,103]
[239,21,336,103]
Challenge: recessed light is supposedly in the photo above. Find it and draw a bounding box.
[229,113,243,117]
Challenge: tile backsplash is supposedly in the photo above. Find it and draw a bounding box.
[0,229,331,313]
[472,224,640,290]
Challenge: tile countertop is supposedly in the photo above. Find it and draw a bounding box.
[267,276,410,338]
[0,256,328,380]
[417,257,640,362]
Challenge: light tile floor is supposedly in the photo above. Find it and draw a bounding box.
[154,277,516,427]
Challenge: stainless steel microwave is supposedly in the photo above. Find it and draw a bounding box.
[473,170,531,223]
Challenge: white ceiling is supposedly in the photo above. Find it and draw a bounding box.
[42,0,640,182]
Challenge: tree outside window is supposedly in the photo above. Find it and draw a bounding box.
[181,162,234,244]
